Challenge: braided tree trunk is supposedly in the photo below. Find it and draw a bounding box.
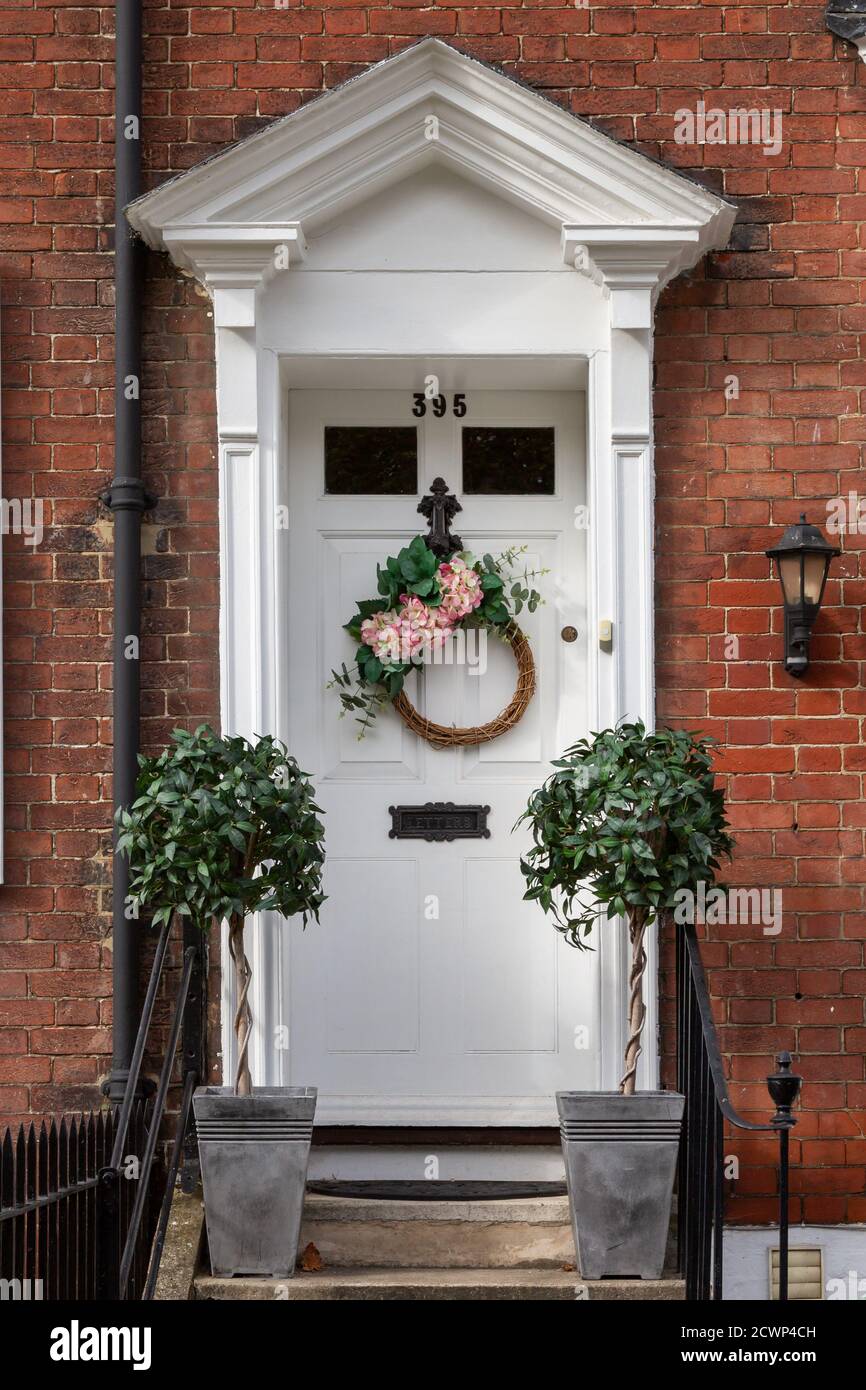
[619,907,649,1096]
[228,911,253,1097]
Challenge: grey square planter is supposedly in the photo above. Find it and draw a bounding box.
[194,1085,317,1278]
[557,1090,684,1280]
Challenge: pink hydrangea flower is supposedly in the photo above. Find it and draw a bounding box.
[437,557,483,621]
[397,594,453,661]
[361,585,464,669]
[360,609,402,664]
[430,603,455,633]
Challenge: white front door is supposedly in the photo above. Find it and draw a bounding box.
[286,385,599,1125]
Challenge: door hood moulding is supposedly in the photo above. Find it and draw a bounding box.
[126,38,735,286]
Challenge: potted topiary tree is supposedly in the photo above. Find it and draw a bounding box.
[118,725,326,1278]
[518,720,732,1279]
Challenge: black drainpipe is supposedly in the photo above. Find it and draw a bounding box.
[102,0,154,1103]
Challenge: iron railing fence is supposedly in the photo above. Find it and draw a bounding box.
[0,914,204,1302]
[676,916,802,1300]
[0,1102,157,1302]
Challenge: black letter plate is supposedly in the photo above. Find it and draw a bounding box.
[389,802,491,842]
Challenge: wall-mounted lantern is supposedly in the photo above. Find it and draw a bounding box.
[765,515,839,677]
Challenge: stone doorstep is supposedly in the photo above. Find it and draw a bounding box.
[299,1192,574,1269]
[194,1268,685,1301]
[192,1192,683,1297]
[302,1192,572,1223]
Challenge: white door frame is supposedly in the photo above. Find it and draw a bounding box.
[127,39,735,1114]
[224,341,658,1105]
[201,328,663,1107]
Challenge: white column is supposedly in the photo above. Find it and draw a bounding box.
[607,303,657,1094]
[570,234,674,1091]
[205,241,304,1089]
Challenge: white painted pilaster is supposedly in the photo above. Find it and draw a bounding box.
[212,278,293,1090]
[576,239,666,1091]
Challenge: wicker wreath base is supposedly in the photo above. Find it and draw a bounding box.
[392,623,536,750]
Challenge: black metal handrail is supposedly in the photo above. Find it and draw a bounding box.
[96,915,204,1300]
[143,1069,197,1300]
[676,916,802,1300]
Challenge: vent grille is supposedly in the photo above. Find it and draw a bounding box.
[769,1247,824,1301]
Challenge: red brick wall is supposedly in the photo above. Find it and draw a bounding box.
[0,2,863,1222]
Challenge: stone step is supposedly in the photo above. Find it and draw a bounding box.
[195,1267,685,1301]
[298,1191,573,1269]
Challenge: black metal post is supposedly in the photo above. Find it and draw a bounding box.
[779,1126,790,1301]
[712,1107,724,1299]
[767,1051,802,1303]
[103,0,155,1103]
[675,917,687,1277]
[95,1166,121,1301]
[181,918,206,1190]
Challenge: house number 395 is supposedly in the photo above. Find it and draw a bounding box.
[412,392,467,418]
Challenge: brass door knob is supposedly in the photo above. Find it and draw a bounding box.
[560,625,578,643]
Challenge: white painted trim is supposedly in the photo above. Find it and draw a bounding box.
[309,1146,566,1182]
[562,226,707,323]
[133,40,734,1122]
[163,224,306,333]
[128,40,733,248]
[317,1096,562,1127]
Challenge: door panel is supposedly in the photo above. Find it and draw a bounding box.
[286,387,597,1124]
[323,858,419,1053]
[320,535,422,779]
[462,857,557,1053]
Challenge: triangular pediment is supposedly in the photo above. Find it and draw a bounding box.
[310,164,568,271]
[128,38,734,262]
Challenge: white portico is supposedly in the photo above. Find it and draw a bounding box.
[128,39,734,1137]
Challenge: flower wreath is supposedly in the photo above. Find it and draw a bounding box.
[329,534,544,748]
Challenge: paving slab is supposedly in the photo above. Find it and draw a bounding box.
[195,1266,685,1301]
